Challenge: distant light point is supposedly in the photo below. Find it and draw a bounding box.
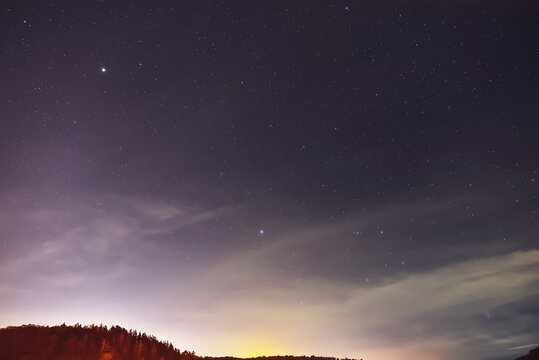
[259,229,264,234]
[101,67,106,73]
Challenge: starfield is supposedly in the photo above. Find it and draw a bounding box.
[0,1,537,360]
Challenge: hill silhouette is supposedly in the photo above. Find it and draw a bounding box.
[0,324,356,360]
[0,324,196,360]
[516,346,539,360]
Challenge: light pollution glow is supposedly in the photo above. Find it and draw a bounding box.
[1,191,538,360]
[2,1,538,359]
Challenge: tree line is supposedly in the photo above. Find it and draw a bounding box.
[0,324,363,360]
[0,324,196,360]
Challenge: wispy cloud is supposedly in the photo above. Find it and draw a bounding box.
[181,248,539,359]
[1,190,537,360]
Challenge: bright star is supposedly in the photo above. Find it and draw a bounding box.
[101,67,106,73]
[259,229,264,234]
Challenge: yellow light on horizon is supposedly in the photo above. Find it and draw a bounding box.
[232,338,290,358]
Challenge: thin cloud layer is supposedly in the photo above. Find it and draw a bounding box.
[1,191,537,360]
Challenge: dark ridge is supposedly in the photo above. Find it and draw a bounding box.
[0,324,196,360]
[208,357,356,360]
[0,324,360,360]
[516,346,539,360]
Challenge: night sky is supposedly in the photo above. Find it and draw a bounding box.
[1,1,538,360]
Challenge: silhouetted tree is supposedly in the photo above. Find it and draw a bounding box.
[1,324,360,360]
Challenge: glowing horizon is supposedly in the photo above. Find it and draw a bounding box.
[1,191,538,360]
[1,2,538,360]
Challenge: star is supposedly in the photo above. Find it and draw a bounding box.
[259,229,264,234]
[101,67,106,73]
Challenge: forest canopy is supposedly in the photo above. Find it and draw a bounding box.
[0,324,352,360]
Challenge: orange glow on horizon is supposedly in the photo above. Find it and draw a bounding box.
[231,338,291,358]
